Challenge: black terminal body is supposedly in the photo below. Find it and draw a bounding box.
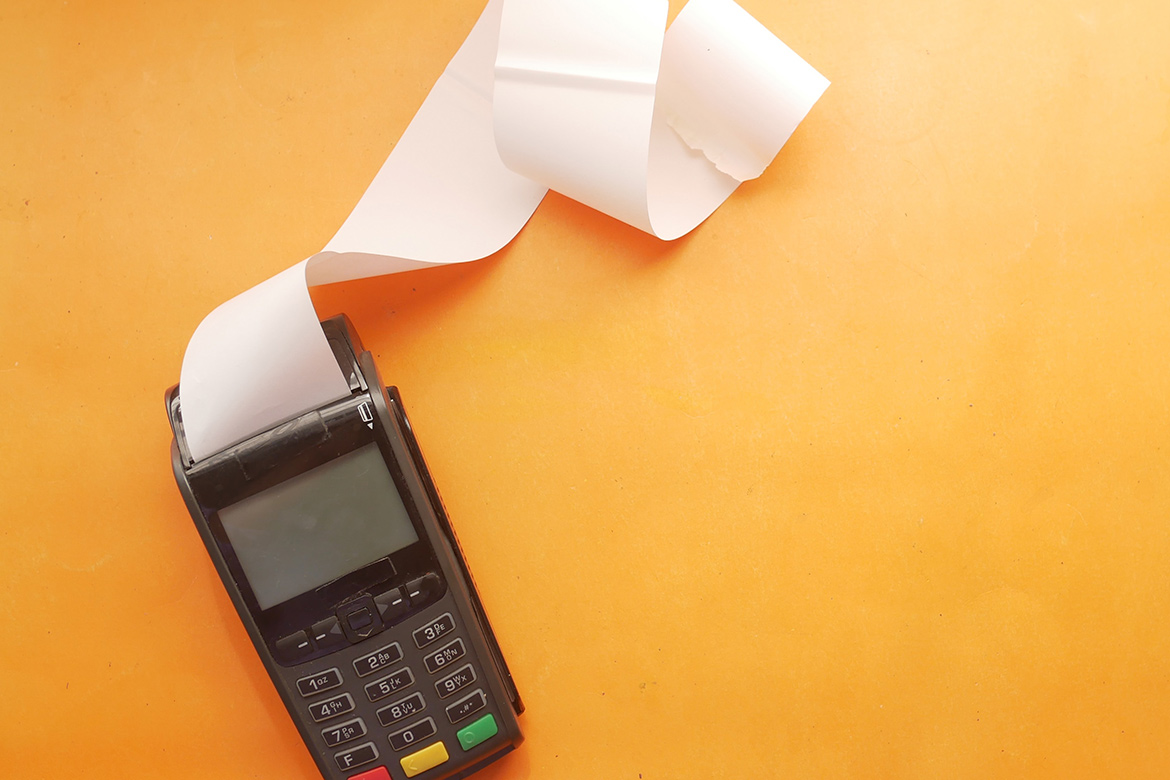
[165,316,522,780]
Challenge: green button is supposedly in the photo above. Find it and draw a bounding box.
[456,714,498,751]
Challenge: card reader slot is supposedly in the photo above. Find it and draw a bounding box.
[386,387,525,717]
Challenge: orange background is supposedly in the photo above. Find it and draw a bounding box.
[3,0,1169,777]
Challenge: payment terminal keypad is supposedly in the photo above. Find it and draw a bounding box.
[291,580,504,779]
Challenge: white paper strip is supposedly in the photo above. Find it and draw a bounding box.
[179,0,828,462]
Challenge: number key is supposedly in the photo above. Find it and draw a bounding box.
[308,692,355,723]
[321,717,367,748]
[296,667,343,698]
[434,664,476,699]
[423,638,466,674]
[412,612,456,648]
[353,642,403,678]
[376,692,427,727]
[365,667,415,702]
[388,717,438,752]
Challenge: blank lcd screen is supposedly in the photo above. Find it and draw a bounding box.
[218,443,419,610]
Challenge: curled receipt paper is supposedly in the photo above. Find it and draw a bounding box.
[179,0,829,462]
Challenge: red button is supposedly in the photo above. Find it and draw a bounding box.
[349,766,391,780]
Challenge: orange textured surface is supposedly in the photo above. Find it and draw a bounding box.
[3,1,1169,778]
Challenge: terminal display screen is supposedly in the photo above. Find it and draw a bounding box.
[218,443,418,610]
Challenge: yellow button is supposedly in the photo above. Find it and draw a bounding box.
[400,741,449,778]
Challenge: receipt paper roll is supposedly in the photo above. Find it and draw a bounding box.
[178,0,829,462]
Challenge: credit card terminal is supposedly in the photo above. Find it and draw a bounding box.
[164,316,523,780]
